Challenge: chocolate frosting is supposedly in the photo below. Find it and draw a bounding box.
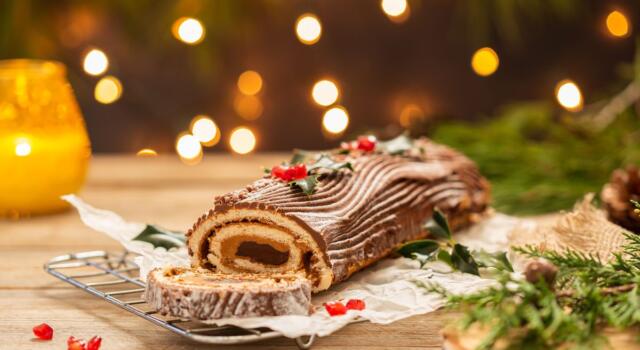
[194,138,491,285]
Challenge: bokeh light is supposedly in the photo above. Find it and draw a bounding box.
[229,127,257,154]
[322,106,349,134]
[237,70,263,96]
[136,148,158,157]
[14,138,31,157]
[295,14,322,45]
[312,79,340,106]
[173,17,205,45]
[606,10,631,38]
[233,94,264,120]
[381,0,409,22]
[94,76,122,104]
[83,49,109,76]
[471,47,499,77]
[555,80,583,112]
[399,104,425,127]
[175,133,202,161]
[190,115,220,146]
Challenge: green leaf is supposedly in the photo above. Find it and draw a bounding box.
[451,243,480,275]
[437,249,453,267]
[290,149,314,164]
[397,239,440,258]
[290,174,320,195]
[473,250,514,272]
[632,199,640,211]
[424,209,452,240]
[307,154,353,173]
[377,133,413,155]
[132,224,186,250]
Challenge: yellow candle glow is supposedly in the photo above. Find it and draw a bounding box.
[0,59,91,217]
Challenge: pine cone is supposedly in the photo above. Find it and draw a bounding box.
[524,259,558,286]
[601,166,640,234]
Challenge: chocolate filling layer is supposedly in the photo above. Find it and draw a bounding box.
[236,241,290,265]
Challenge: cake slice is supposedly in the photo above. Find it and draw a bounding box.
[145,267,312,320]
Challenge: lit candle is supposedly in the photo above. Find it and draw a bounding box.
[0,59,91,217]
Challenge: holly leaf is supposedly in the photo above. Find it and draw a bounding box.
[451,243,480,276]
[397,239,440,258]
[290,174,320,195]
[377,133,413,155]
[437,249,453,267]
[290,149,314,165]
[632,199,640,211]
[424,209,452,240]
[472,250,514,272]
[307,154,353,173]
[132,224,186,250]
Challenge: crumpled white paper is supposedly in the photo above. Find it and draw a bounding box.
[62,195,519,338]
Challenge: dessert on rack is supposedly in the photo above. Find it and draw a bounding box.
[146,135,491,320]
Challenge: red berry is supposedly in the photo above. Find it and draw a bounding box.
[356,136,377,152]
[271,165,287,181]
[67,336,86,350]
[324,301,347,316]
[346,299,366,311]
[32,323,53,340]
[283,167,297,181]
[290,164,308,180]
[86,336,102,350]
[272,164,307,182]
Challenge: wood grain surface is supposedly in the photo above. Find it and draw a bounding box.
[3,155,628,350]
[0,155,455,350]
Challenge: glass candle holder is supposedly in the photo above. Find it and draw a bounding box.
[0,59,91,217]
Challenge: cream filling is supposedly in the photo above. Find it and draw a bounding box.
[188,208,333,292]
[210,223,302,273]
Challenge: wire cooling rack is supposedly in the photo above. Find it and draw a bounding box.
[44,250,316,349]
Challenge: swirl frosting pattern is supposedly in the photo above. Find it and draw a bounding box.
[187,138,490,292]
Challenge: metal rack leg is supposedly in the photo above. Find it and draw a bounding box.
[295,335,316,349]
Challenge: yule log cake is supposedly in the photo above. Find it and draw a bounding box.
[186,135,490,293]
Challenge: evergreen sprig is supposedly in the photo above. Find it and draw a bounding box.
[424,206,640,349]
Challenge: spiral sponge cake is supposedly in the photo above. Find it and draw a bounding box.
[146,267,311,320]
[187,138,490,292]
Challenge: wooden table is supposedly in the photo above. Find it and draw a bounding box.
[1,155,453,350]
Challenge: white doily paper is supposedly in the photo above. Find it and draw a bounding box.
[62,195,519,338]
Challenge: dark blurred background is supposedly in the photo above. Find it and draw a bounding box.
[2,0,639,214]
[1,0,637,152]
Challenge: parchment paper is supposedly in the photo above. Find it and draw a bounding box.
[62,195,519,338]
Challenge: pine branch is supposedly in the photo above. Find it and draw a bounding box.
[424,232,640,349]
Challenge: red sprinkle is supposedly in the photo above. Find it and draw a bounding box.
[346,299,366,311]
[356,135,377,152]
[324,301,347,316]
[67,336,86,350]
[86,336,102,350]
[32,323,53,340]
[271,164,307,182]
